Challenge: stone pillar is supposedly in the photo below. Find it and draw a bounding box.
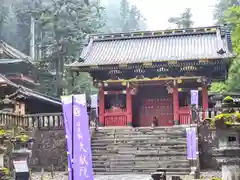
[0,154,3,167]
[222,160,240,180]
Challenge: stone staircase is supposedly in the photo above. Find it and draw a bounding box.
[91,126,195,176]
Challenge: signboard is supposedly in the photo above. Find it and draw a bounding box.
[190,90,198,107]
[61,94,93,180]
[73,94,93,180]
[186,127,197,160]
[13,160,28,172]
[90,94,98,109]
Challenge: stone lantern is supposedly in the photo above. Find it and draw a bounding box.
[0,129,10,179]
[11,131,34,180]
[212,96,240,180]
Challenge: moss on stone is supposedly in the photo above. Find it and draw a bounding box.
[205,112,240,128]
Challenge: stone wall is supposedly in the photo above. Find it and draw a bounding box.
[30,128,96,171]
[30,129,66,171]
[198,125,218,170]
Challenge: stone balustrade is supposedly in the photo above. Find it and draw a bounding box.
[0,107,239,129]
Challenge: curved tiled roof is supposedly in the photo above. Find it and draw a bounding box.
[0,74,61,105]
[69,25,234,67]
[0,41,34,65]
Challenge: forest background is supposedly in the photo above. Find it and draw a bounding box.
[0,0,239,96]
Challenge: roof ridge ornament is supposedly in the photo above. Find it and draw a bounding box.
[91,26,219,40]
[217,48,226,55]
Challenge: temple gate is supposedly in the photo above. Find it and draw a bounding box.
[69,25,233,127]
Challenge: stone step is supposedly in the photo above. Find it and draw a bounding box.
[92,159,189,165]
[93,161,190,168]
[96,126,189,132]
[91,144,186,149]
[92,148,186,154]
[93,167,191,173]
[91,146,186,153]
[92,156,188,161]
[93,163,190,169]
[92,126,193,175]
[92,150,186,156]
[95,130,186,135]
[94,171,190,175]
[91,138,187,145]
[93,136,186,141]
[93,134,186,140]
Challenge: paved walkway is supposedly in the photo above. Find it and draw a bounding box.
[31,171,221,180]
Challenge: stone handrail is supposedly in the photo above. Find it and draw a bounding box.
[0,112,64,129]
[0,111,97,130]
[198,107,240,121]
[0,107,239,129]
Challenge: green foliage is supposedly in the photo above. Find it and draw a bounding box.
[64,71,97,96]
[210,3,240,93]
[168,8,194,28]
[223,95,233,103]
[0,167,9,177]
[209,82,227,93]
[213,0,239,24]
[224,6,240,92]
[0,129,6,137]
[15,134,30,143]
[206,112,240,128]
[224,6,240,54]
[211,178,222,180]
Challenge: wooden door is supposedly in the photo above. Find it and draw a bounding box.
[138,97,173,126]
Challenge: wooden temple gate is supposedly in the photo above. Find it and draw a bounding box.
[69,25,233,127]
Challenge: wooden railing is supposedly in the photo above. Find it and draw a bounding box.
[104,108,128,126]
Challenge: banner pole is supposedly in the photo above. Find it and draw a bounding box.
[72,95,74,180]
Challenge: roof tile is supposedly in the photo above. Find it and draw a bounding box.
[71,26,234,67]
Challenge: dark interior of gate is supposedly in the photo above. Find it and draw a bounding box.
[133,85,173,127]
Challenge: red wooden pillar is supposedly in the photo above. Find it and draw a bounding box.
[99,87,105,126]
[202,86,208,119]
[173,81,179,125]
[126,84,132,126]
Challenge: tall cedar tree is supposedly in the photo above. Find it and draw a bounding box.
[210,3,240,92]
[33,0,104,96]
[168,8,194,29]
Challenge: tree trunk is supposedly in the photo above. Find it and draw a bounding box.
[222,164,240,180]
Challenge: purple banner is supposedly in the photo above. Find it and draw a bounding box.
[186,127,197,160]
[73,94,94,180]
[190,90,198,107]
[61,95,73,180]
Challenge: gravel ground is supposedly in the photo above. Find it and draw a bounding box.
[31,171,221,180]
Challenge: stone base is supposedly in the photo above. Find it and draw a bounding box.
[174,120,179,125]
[222,164,240,180]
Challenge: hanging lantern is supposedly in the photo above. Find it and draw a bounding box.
[131,87,138,95]
[166,86,173,94]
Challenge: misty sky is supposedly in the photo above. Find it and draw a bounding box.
[103,0,217,30]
